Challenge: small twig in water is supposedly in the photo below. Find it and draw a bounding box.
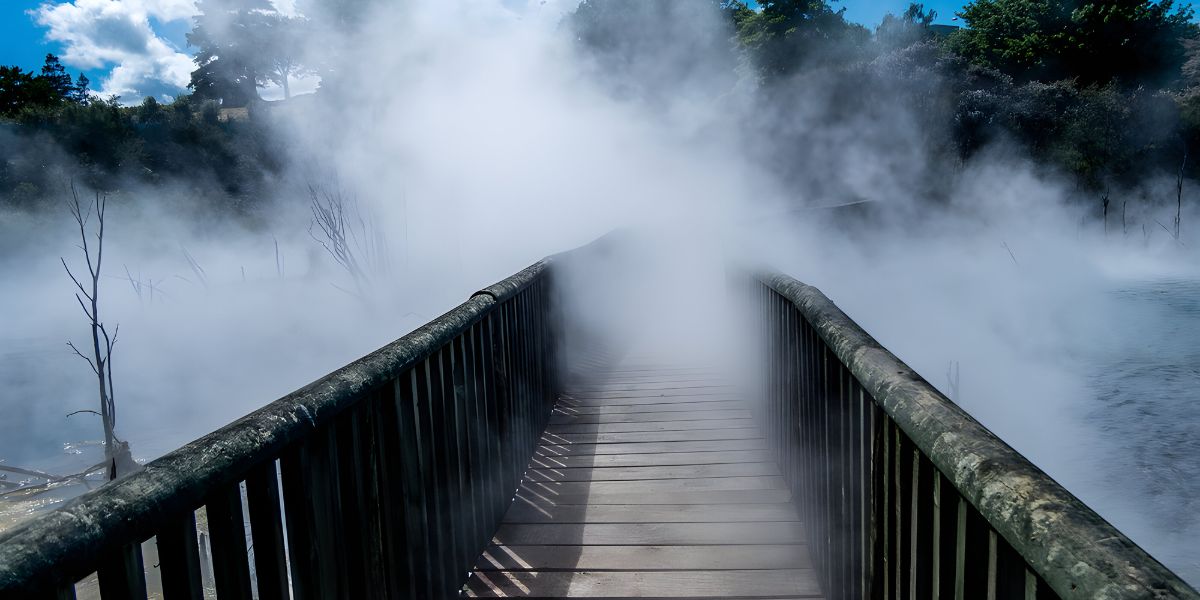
[1000,241,1019,267]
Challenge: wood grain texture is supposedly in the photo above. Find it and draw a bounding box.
[501,501,800,524]
[464,569,824,598]
[468,359,822,599]
[523,462,779,482]
[477,544,812,571]
[544,417,756,434]
[539,428,762,444]
[527,449,771,468]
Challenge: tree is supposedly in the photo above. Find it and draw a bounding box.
[188,0,274,107]
[948,0,1197,87]
[876,3,938,50]
[61,185,136,480]
[40,54,74,99]
[71,73,91,105]
[0,66,36,116]
[566,0,741,102]
[257,13,310,100]
[734,0,869,82]
[0,55,81,117]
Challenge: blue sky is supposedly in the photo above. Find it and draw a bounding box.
[0,1,967,102]
[2,1,59,73]
[840,0,966,26]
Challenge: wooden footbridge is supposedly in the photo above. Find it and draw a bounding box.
[1,237,1197,599]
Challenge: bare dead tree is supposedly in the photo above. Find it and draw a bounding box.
[307,185,390,299]
[61,185,135,480]
[273,236,285,278]
[1102,192,1110,236]
[946,360,961,402]
[1177,149,1188,241]
[181,246,209,289]
[1001,241,1019,267]
[123,264,165,307]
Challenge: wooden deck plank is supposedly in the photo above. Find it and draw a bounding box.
[523,462,779,482]
[557,396,741,407]
[540,428,762,445]
[565,383,733,393]
[515,488,794,506]
[492,522,805,545]
[520,476,787,496]
[535,439,767,456]
[468,360,821,600]
[477,544,811,571]
[548,410,753,425]
[552,401,747,414]
[527,449,773,469]
[544,418,756,434]
[560,389,735,400]
[501,501,800,524]
[464,569,824,597]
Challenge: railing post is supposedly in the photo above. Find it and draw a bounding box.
[97,542,147,600]
[245,461,289,600]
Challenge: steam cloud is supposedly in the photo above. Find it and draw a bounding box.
[2,0,1198,584]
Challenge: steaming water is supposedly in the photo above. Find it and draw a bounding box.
[1083,278,1200,583]
[2,261,1199,586]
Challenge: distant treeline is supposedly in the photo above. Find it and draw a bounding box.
[570,0,1200,196]
[3,0,1200,211]
[0,53,283,215]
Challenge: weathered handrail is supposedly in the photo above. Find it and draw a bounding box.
[755,272,1199,599]
[0,258,560,599]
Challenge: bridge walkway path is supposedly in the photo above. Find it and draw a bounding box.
[465,355,823,599]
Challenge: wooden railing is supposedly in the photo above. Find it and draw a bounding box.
[0,260,560,599]
[756,272,1200,600]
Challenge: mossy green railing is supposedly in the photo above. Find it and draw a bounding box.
[0,260,559,600]
[757,272,1199,600]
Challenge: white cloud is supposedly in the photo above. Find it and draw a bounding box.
[31,0,198,101]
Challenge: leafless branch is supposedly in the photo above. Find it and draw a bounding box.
[307,183,391,301]
[66,341,99,374]
[61,183,129,480]
[180,246,208,289]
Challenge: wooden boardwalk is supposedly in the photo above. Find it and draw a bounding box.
[465,361,823,599]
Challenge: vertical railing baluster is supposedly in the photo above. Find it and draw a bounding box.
[97,543,148,600]
[280,444,316,600]
[896,426,909,598]
[417,359,452,595]
[245,461,290,600]
[847,372,861,600]
[156,511,203,600]
[933,473,944,599]
[994,531,1026,599]
[338,402,387,600]
[914,453,936,598]
[396,371,434,597]
[475,320,502,530]
[456,335,484,562]
[869,399,883,599]
[436,347,467,582]
[938,472,959,598]
[373,379,415,599]
[881,418,892,600]
[205,484,253,599]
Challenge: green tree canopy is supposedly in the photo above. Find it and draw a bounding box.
[0,55,87,117]
[876,3,939,50]
[734,0,869,82]
[188,0,273,107]
[566,0,741,101]
[948,0,1197,87]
